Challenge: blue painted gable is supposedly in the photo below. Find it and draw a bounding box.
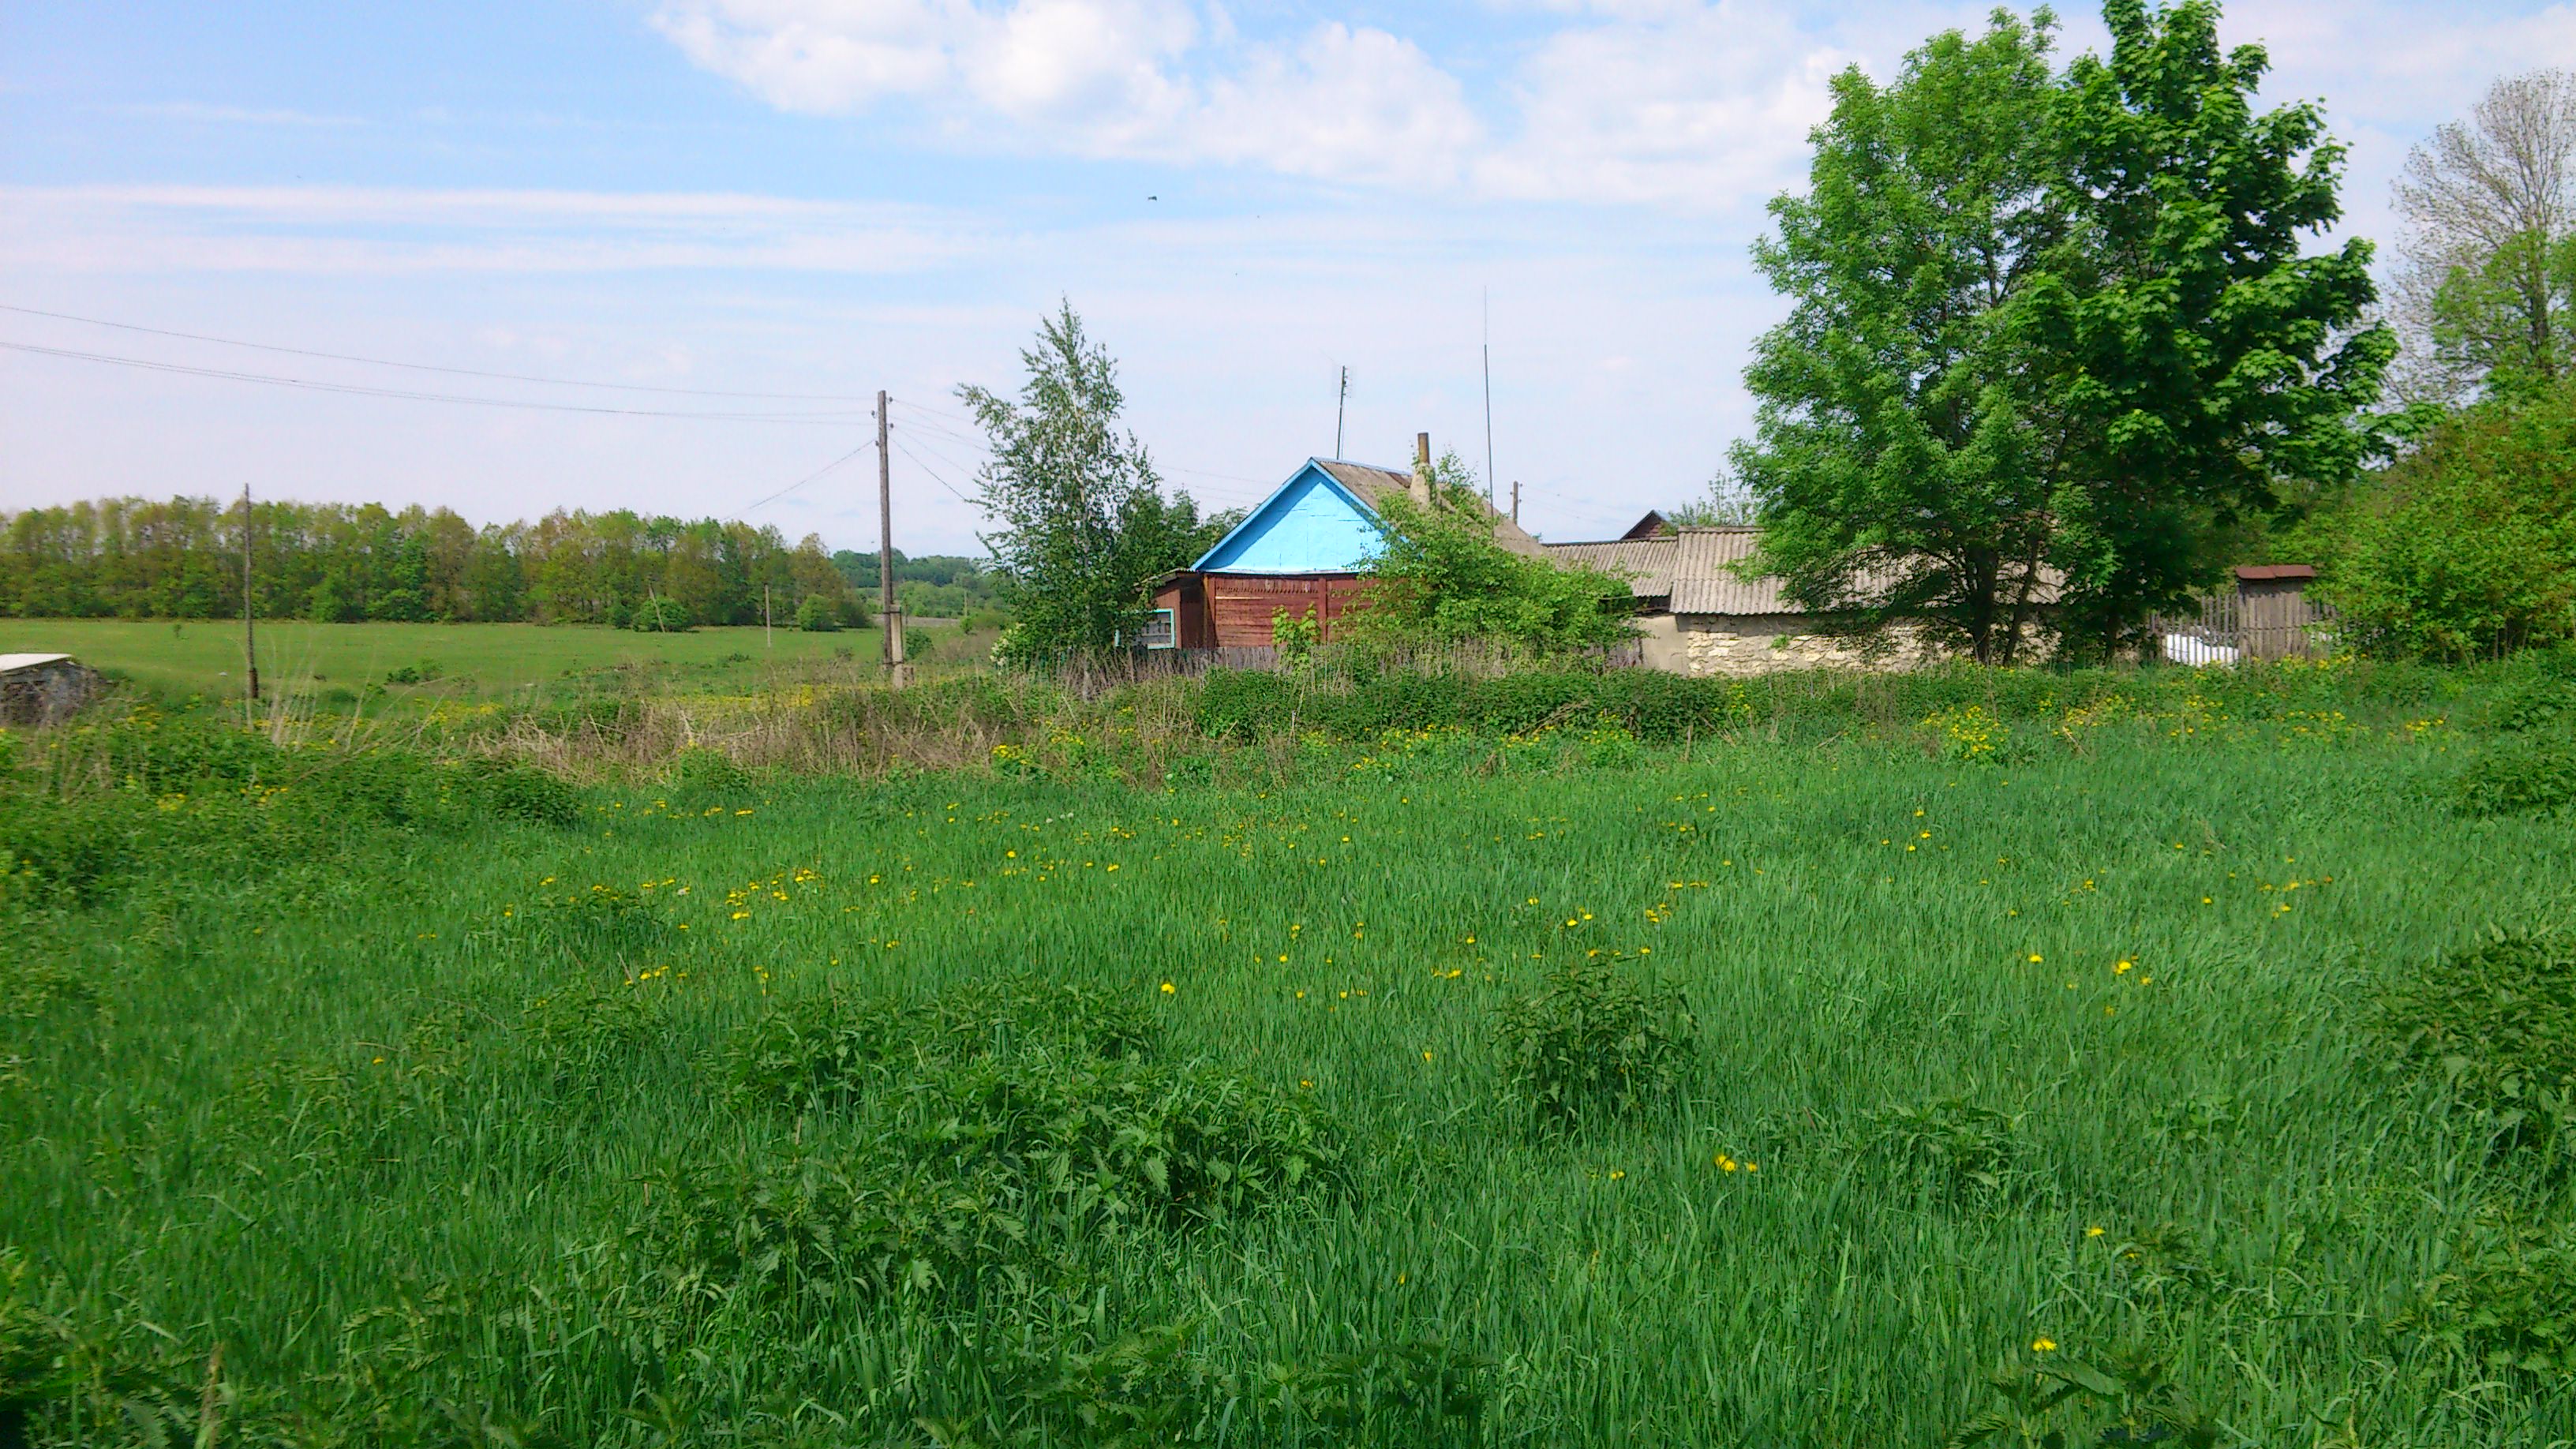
[1193,461,1384,574]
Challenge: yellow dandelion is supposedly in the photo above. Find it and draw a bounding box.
[1159,982,1175,994]
[2031,1338,2057,1354]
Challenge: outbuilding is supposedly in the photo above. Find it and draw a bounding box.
[0,653,104,727]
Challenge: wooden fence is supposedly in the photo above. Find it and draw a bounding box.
[1025,638,1646,696]
[2147,588,2335,663]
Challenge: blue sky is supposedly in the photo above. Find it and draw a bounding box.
[5,1,2571,553]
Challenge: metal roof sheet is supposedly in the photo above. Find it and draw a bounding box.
[0,653,73,672]
[1552,529,2062,617]
[1540,537,1680,597]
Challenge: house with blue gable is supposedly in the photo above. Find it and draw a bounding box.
[1145,444,1548,648]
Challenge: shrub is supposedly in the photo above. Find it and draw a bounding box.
[2379,931,2576,1159]
[1495,963,1697,1132]
[460,759,580,827]
[628,597,694,633]
[2391,1211,2576,1378]
[650,1052,1343,1307]
[662,744,751,797]
[2453,736,2576,817]
[1945,1350,2216,1448]
[2319,387,2576,661]
[793,596,841,632]
[726,975,1158,1111]
[2492,674,2576,733]
[1863,1096,2034,1204]
[535,885,672,966]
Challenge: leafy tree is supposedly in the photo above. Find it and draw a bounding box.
[961,301,1230,657]
[1733,10,2069,665]
[1353,450,1634,657]
[2318,385,2576,660]
[2028,0,2391,654]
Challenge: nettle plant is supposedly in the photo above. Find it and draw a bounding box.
[2379,930,2576,1162]
[1495,962,1698,1133]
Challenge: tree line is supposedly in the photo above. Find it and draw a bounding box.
[0,497,866,630]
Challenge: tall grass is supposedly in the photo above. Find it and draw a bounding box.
[2,668,2574,1444]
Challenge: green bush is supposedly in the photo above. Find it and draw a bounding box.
[459,758,580,827]
[661,744,751,798]
[1862,1096,2035,1204]
[793,595,841,632]
[2381,931,2576,1159]
[2492,674,2576,734]
[2319,387,2576,661]
[1495,963,1697,1132]
[627,597,694,633]
[653,1051,1343,1308]
[725,975,1158,1112]
[2391,1211,2576,1378]
[2452,736,2576,817]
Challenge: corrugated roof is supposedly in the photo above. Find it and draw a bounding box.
[1316,460,1551,559]
[2236,564,2316,582]
[1551,528,2062,617]
[1541,537,1680,597]
[0,653,73,673]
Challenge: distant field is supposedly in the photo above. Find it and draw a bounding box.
[0,617,969,702]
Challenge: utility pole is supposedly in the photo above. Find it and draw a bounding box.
[1334,366,1349,459]
[877,389,906,687]
[1511,480,1520,526]
[763,582,773,650]
[1482,289,1495,503]
[240,484,259,715]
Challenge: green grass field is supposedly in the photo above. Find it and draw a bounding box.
[5,677,2574,1446]
[0,618,975,706]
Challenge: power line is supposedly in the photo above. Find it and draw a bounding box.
[889,395,979,425]
[890,436,981,507]
[0,301,874,401]
[742,440,877,515]
[0,339,874,424]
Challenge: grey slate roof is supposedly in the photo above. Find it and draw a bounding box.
[1316,460,1551,559]
[1544,527,2061,617]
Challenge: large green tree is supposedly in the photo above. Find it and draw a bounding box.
[1733,10,2069,664]
[2028,0,2391,653]
[960,301,1232,658]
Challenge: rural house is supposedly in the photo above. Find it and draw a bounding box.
[1147,444,1546,649]
[1544,525,2065,676]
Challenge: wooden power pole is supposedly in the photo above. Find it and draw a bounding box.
[1511,480,1520,526]
[877,390,905,685]
[240,484,259,712]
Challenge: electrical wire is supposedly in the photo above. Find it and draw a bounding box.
[0,301,874,401]
[889,436,982,507]
[0,339,874,424]
[741,440,878,514]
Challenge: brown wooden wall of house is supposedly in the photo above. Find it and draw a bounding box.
[1201,574,1369,646]
[1149,573,1218,649]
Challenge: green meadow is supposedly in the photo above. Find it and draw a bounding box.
[0,618,947,709]
[4,665,2575,1446]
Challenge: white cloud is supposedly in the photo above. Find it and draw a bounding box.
[1477,2,1850,207]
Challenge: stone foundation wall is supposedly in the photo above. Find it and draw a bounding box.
[0,660,105,727]
[1677,616,1946,676]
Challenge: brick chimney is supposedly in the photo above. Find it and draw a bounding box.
[1411,432,1432,505]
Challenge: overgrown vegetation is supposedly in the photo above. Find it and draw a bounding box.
[3,653,2574,1443]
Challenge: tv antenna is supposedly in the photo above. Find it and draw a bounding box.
[1334,365,1350,460]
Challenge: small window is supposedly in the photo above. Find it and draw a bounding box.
[1139,608,1176,649]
